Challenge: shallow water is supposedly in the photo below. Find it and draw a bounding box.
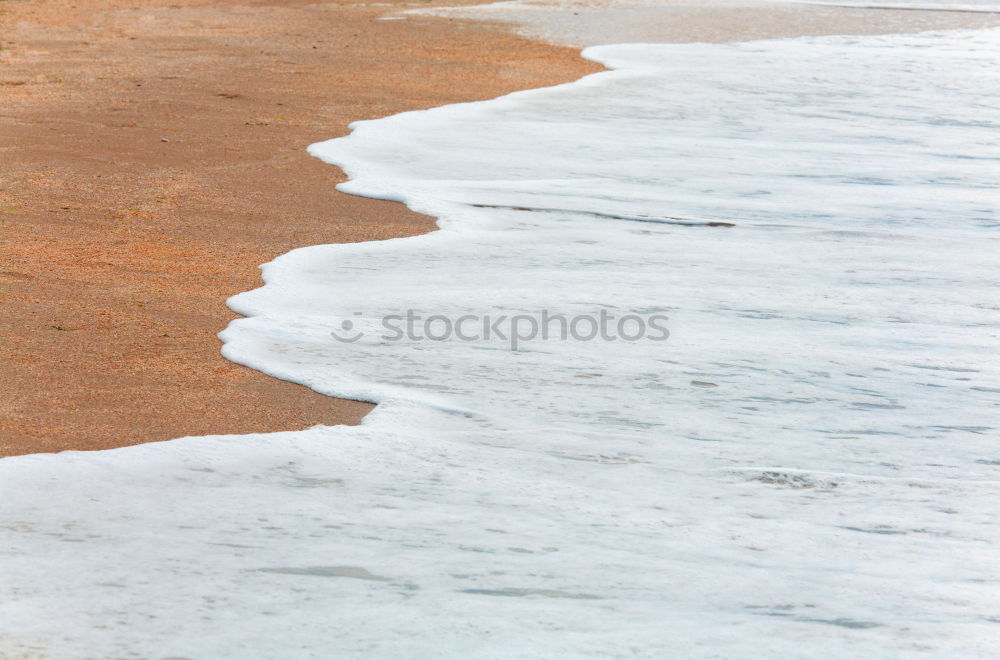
[797,0,1000,10]
[1,27,999,659]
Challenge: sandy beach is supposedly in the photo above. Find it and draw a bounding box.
[3,0,997,457]
[3,0,999,655]
[0,0,600,456]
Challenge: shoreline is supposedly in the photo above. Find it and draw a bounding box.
[2,16,997,654]
[3,0,998,458]
[0,0,600,456]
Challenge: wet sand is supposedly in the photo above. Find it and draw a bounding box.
[3,0,996,457]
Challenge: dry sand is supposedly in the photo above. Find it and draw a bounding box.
[2,0,996,457]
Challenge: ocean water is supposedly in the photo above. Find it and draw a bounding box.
[2,26,999,660]
[796,0,1000,11]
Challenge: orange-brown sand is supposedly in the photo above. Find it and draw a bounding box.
[0,0,601,456]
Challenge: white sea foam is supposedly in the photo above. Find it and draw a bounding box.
[2,28,999,658]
